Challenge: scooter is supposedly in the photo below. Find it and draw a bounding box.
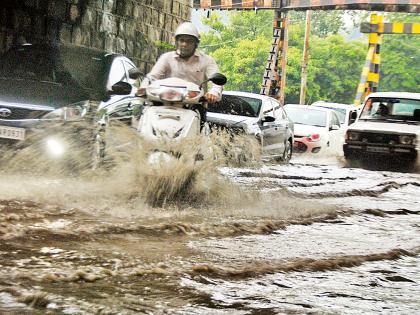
[137,73,227,165]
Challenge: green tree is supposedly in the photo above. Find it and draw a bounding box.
[379,13,420,92]
[380,34,420,92]
[200,11,273,92]
[282,25,366,104]
[306,35,366,104]
[290,10,346,38]
[198,10,418,103]
[212,36,270,92]
[200,10,273,53]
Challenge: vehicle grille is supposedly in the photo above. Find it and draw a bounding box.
[359,132,400,145]
[0,105,51,120]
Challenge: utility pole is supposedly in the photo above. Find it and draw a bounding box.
[299,10,311,105]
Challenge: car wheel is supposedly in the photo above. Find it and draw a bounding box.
[281,140,292,163]
[344,152,362,168]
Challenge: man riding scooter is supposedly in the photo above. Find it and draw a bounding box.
[138,22,223,129]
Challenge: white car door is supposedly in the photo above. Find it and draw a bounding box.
[327,111,343,153]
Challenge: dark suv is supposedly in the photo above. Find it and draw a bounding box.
[0,42,143,168]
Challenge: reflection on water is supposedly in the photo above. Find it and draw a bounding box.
[0,129,419,313]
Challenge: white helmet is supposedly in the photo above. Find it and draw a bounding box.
[175,22,200,42]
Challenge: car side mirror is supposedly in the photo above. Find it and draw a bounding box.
[261,115,275,123]
[128,68,143,80]
[109,81,132,95]
[349,111,358,124]
[330,124,340,131]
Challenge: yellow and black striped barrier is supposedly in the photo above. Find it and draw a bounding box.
[361,22,420,34]
[354,14,383,107]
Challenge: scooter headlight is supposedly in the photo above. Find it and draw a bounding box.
[159,88,185,102]
[147,87,186,102]
[43,100,90,121]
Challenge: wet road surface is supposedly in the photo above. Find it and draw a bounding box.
[0,154,419,314]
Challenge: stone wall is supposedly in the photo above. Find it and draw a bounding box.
[0,0,191,73]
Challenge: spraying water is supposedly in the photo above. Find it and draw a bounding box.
[5,124,414,314]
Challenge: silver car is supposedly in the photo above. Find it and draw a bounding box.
[207,91,294,163]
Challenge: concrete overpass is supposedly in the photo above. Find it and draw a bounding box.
[0,0,191,73]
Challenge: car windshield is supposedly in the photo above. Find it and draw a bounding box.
[360,97,420,122]
[0,44,106,94]
[59,45,107,94]
[208,95,262,117]
[0,45,56,81]
[317,106,346,124]
[285,107,327,127]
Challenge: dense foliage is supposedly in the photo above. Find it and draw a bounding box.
[199,10,419,105]
[380,13,420,93]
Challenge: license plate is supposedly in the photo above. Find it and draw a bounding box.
[366,146,389,153]
[0,125,26,140]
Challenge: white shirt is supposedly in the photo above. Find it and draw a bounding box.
[141,50,222,100]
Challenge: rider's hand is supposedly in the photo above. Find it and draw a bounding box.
[205,92,218,103]
[136,87,146,97]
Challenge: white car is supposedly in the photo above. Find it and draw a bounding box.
[311,101,359,128]
[207,91,294,162]
[284,104,343,154]
[343,92,420,167]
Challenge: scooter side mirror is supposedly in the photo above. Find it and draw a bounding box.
[128,68,143,80]
[208,73,227,86]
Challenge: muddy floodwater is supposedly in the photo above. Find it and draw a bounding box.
[0,149,419,314]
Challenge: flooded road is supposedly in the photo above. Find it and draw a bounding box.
[0,153,419,314]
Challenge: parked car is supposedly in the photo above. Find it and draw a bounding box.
[311,101,359,128]
[207,91,294,163]
[0,42,143,167]
[343,92,420,168]
[283,104,343,154]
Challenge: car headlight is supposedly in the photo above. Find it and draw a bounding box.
[45,137,67,157]
[43,100,90,121]
[346,131,360,141]
[399,134,416,145]
[306,133,320,142]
